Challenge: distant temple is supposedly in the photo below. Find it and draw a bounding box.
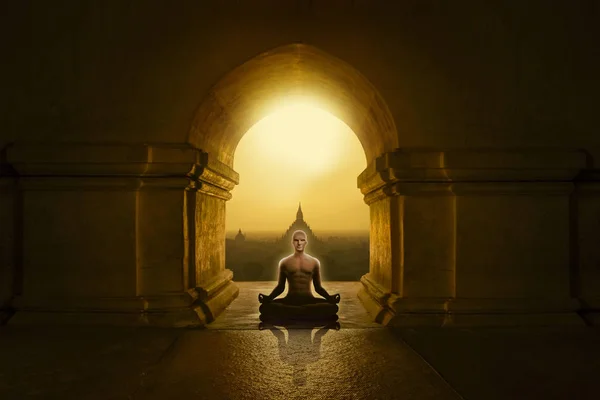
[234,228,246,243]
[278,203,321,246]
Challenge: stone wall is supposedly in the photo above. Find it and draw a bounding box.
[1,1,598,151]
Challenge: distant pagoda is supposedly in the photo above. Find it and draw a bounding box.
[278,202,321,246]
[234,228,246,243]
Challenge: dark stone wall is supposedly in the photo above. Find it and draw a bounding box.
[1,1,598,156]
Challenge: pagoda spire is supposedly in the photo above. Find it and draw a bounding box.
[235,228,245,242]
[296,202,304,221]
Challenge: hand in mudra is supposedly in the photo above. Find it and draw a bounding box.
[258,293,272,304]
[328,293,341,304]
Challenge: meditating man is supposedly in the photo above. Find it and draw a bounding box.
[258,230,341,323]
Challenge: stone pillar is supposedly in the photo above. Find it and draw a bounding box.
[4,143,238,327]
[574,170,600,325]
[358,149,587,327]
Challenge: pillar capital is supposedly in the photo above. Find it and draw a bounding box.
[4,142,239,199]
[358,148,587,203]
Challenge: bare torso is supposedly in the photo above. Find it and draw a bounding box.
[281,253,319,297]
[259,230,338,304]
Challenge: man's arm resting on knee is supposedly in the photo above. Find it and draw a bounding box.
[260,262,286,302]
[313,261,340,303]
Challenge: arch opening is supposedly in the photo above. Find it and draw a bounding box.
[188,43,399,326]
[188,43,398,168]
[226,103,370,284]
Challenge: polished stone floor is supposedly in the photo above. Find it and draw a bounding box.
[1,282,599,399]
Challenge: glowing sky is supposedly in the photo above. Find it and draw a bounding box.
[226,103,369,233]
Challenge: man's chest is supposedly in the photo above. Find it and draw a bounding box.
[285,263,314,277]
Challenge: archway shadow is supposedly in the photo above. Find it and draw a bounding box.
[259,320,340,387]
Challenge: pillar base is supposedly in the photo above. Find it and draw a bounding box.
[191,270,240,324]
[7,310,203,327]
[357,274,392,324]
[359,274,586,327]
[8,270,239,327]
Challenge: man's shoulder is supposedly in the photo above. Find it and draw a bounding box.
[279,255,293,265]
[305,253,320,265]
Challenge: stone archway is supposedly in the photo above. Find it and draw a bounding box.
[185,43,399,323]
[188,43,398,168]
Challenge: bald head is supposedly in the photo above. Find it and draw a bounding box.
[291,230,307,253]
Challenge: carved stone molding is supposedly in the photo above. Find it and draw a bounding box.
[4,142,239,198]
[358,148,588,203]
[9,269,239,327]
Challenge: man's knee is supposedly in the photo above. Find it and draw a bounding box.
[322,303,339,314]
[306,302,339,312]
[260,299,338,321]
[305,302,338,315]
[260,301,287,314]
[259,303,275,314]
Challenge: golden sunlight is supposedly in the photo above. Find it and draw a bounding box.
[226,103,369,234]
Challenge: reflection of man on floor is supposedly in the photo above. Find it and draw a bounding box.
[268,325,332,386]
[258,230,340,323]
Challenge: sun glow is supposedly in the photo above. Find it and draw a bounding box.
[227,102,369,233]
[247,104,349,175]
